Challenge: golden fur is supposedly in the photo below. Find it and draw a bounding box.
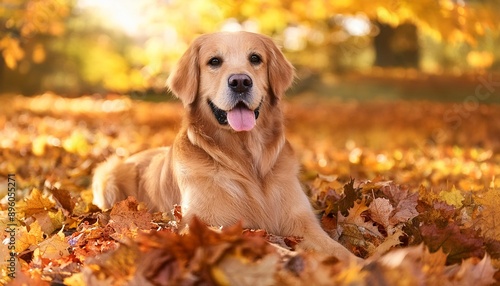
[92,31,356,261]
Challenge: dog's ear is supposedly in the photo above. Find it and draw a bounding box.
[262,36,295,99]
[167,37,202,106]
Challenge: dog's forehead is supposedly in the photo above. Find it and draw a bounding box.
[198,32,267,58]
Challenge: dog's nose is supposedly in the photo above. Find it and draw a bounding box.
[228,74,252,93]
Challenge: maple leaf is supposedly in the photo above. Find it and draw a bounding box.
[33,230,70,260]
[68,216,119,262]
[474,188,500,240]
[338,198,383,256]
[337,179,361,216]
[339,199,382,238]
[438,185,465,207]
[17,188,56,217]
[420,222,485,264]
[16,221,44,253]
[108,197,156,241]
[381,184,419,225]
[371,228,404,256]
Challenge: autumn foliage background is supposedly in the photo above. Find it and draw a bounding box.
[1,0,500,285]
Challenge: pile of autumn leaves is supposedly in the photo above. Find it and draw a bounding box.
[0,93,499,285]
[5,177,497,285]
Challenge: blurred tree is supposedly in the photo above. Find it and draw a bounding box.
[0,0,71,69]
[1,0,499,95]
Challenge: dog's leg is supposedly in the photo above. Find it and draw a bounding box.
[299,220,361,262]
[278,180,361,262]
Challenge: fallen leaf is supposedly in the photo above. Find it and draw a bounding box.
[214,252,279,286]
[17,188,56,217]
[439,185,464,207]
[420,222,485,264]
[371,228,404,256]
[16,221,44,253]
[446,255,496,286]
[34,230,70,260]
[339,199,382,239]
[32,208,64,235]
[49,187,76,214]
[108,197,156,241]
[474,188,500,240]
[369,197,393,230]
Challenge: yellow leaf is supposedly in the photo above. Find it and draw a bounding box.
[16,221,44,252]
[371,228,404,256]
[34,230,69,260]
[64,273,86,286]
[474,188,500,240]
[17,188,55,216]
[439,186,464,207]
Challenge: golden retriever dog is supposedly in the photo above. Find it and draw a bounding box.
[92,31,357,261]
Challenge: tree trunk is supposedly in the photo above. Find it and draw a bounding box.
[373,21,420,68]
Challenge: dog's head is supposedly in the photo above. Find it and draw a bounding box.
[167,31,294,132]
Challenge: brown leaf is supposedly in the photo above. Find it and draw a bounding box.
[49,187,75,214]
[369,197,393,230]
[108,197,156,241]
[338,179,361,216]
[381,184,419,225]
[420,222,485,264]
[84,217,277,285]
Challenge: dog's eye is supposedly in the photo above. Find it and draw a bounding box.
[249,54,262,65]
[208,57,222,67]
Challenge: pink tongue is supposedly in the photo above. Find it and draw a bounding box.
[227,106,256,131]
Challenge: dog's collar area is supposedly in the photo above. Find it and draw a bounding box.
[208,100,261,126]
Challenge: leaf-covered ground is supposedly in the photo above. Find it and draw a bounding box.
[1,92,499,285]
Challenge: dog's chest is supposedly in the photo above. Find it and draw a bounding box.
[179,171,282,231]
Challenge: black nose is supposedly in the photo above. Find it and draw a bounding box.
[228,74,252,93]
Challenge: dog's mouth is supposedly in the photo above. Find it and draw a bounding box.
[208,100,261,132]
